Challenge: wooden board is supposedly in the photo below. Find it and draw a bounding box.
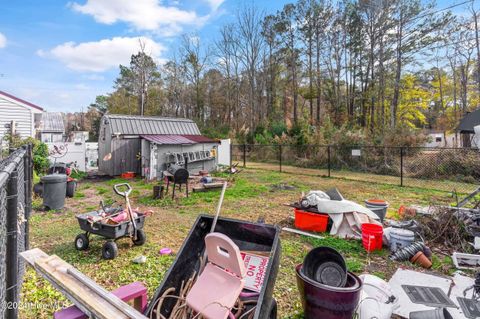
[203,182,225,189]
[20,249,147,319]
[35,256,132,319]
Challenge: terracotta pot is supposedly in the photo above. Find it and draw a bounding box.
[410,251,432,269]
[398,205,417,219]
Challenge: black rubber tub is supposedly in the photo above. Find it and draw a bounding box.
[145,214,281,319]
[76,210,146,239]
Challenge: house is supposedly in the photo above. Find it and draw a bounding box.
[98,115,219,178]
[0,90,44,140]
[38,112,65,143]
[423,129,457,148]
[457,109,480,148]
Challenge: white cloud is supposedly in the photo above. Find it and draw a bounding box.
[0,32,7,48]
[39,36,165,72]
[206,0,224,10]
[70,0,207,35]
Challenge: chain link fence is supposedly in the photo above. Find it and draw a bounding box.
[232,144,480,194]
[0,145,32,318]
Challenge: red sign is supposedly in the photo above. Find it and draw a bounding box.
[241,252,269,292]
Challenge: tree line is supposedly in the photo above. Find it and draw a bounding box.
[86,0,480,145]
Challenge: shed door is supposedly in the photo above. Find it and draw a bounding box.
[112,138,141,175]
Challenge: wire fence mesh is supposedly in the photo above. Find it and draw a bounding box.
[232,144,480,194]
[0,146,32,318]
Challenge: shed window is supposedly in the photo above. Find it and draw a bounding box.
[435,137,442,142]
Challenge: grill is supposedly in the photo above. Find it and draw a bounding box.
[164,164,190,199]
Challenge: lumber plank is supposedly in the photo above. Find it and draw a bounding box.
[67,267,146,319]
[35,256,129,319]
[20,248,49,266]
[22,249,148,318]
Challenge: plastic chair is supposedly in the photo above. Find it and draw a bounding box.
[186,232,246,319]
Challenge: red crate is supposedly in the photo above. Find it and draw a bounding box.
[121,171,135,179]
[294,208,329,232]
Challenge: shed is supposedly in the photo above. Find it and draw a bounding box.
[423,129,456,148]
[457,109,480,147]
[98,115,219,178]
[0,90,44,140]
[38,112,65,143]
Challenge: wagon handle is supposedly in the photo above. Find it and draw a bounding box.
[113,183,132,197]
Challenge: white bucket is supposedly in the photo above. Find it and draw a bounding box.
[357,274,397,319]
[389,228,415,252]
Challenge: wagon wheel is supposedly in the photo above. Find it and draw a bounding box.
[102,241,118,259]
[132,229,146,246]
[74,233,89,251]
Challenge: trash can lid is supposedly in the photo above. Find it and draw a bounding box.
[41,174,67,183]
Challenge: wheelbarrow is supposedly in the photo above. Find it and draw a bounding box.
[74,183,147,259]
[145,214,281,319]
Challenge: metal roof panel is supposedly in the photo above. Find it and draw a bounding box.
[141,134,195,145]
[104,115,201,135]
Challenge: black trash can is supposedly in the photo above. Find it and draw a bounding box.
[41,174,67,210]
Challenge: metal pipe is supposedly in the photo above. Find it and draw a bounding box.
[66,267,146,319]
[400,147,404,187]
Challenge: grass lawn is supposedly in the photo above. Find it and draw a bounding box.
[21,168,458,318]
[244,161,478,194]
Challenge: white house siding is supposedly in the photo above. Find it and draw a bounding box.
[0,96,40,139]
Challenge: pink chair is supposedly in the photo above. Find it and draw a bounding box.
[53,281,147,319]
[186,233,246,319]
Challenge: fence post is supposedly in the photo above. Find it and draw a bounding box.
[229,143,233,168]
[279,145,282,172]
[327,145,331,177]
[6,169,18,319]
[24,145,32,250]
[243,144,246,168]
[400,147,404,187]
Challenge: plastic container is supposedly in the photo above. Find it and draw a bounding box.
[302,247,347,287]
[358,274,397,319]
[296,264,362,319]
[365,199,389,222]
[389,228,415,252]
[41,174,67,210]
[362,223,383,252]
[121,171,135,179]
[294,208,329,232]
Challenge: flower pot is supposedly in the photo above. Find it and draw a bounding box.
[296,264,362,319]
[410,251,432,269]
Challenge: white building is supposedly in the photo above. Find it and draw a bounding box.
[424,130,457,148]
[0,90,44,140]
[38,112,65,143]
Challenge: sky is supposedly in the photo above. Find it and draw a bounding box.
[0,0,291,112]
[0,0,471,113]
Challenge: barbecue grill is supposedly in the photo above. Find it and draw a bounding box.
[164,164,190,199]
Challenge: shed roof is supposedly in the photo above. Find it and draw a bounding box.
[457,109,480,133]
[104,115,201,135]
[39,112,65,133]
[142,134,196,145]
[141,134,217,145]
[182,135,218,143]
